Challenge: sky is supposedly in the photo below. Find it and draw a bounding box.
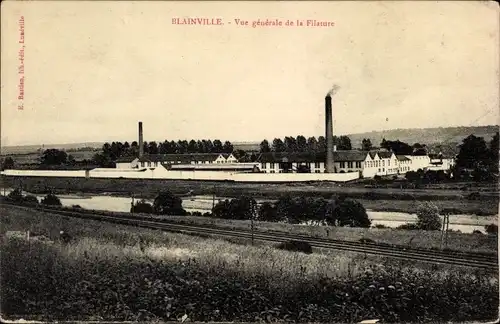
[1,1,499,146]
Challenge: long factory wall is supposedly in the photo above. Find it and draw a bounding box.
[1,168,360,182]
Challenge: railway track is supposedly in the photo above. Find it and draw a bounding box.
[2,203,498,272]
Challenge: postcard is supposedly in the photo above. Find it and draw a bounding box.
[1,1,499,323]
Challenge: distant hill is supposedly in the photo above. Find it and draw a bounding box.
[0,142,104,155]
[2,125,498,156]
[347,125,499,148]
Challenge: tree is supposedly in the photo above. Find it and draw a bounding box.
[456,134,490,169]
[212,196,257,220]
[361,138,373,151]
[380,140,413,155]
[260,140,271,153]
[153,191,187,215]
[67,155,76,165]
[41,193,62,206]
[296,135,307,152]
[415,202,441,230]
[41,149,68,165]
[284,136,297,152]
[272,138,286,152]
[148,141,159,154]
[337,135,352,150]
[187,140,198,153]
[222,141,233,153]
[488,132,499,171]
[307,137,318,152]
[131,199,154,214]
[92,153,114,168]
[328,199,371,228]
[233,149,248,162]
[258,202,278,221]
[317,136,326,152]
[213,140,223,153]
[1,157,15,170]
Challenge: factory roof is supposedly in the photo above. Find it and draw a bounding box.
[138,153,233,163]
[396,155,411,161]
[257,151,367,163]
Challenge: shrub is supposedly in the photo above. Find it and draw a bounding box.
[472,230,483,235]
[7,189,24,203]
[153,191,187,215]
[130,200,154,214]
[415,202,441,231]
[485,224,498,235]
[373,224,388,229]
[258,202,278,222]
[212,196,257,220]
[71,205,82,209]
[397,223,420,230]
[22,195,39,205]
[276,240,313,254]
[41,194,62,206]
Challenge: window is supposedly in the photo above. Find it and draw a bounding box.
[315,170,320,173]
[356,162,361,168]
[340,162,346,168]
[348,162,353,168]
[270,163,275,169]
[382,160,385,167]
[388,160,390,166]
[314,162,321,169]
[261,163,265,169]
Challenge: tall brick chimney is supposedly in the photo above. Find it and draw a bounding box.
[138,121,144,158]
[325,94,334,173]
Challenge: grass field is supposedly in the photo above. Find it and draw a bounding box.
[1,205,498,322]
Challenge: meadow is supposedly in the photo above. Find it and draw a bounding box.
[0,205,498,322]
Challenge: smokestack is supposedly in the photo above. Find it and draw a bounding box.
[138,121,144,158]
[325,94,335,173]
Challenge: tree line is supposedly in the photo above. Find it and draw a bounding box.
[259,135,353,153]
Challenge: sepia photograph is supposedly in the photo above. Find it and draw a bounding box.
[0,1,499,323]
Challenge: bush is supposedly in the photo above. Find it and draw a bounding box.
[276,240,313,254]
[212,196,257,220]
[397,223,420,230]
[41,194,62,206]
[22,195,39,205]
[373,224,389,229]
[7,189,24,203]
[485,224,498,235]
[472,230,483,235]
[153,191,187,215]
[130,200,154,214]
[415,202,441,231]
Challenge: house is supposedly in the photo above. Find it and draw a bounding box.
[115,156,139,169]
[396,155,412,173]
[257,151,367,174]
[428,153,455,171]
[133,153,240,169]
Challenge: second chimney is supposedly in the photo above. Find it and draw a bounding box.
[325,94,335,173]
[138,121,144,158]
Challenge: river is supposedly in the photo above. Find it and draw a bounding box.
[2,189,497,233]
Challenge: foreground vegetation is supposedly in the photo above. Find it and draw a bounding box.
[0,205,498,322]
